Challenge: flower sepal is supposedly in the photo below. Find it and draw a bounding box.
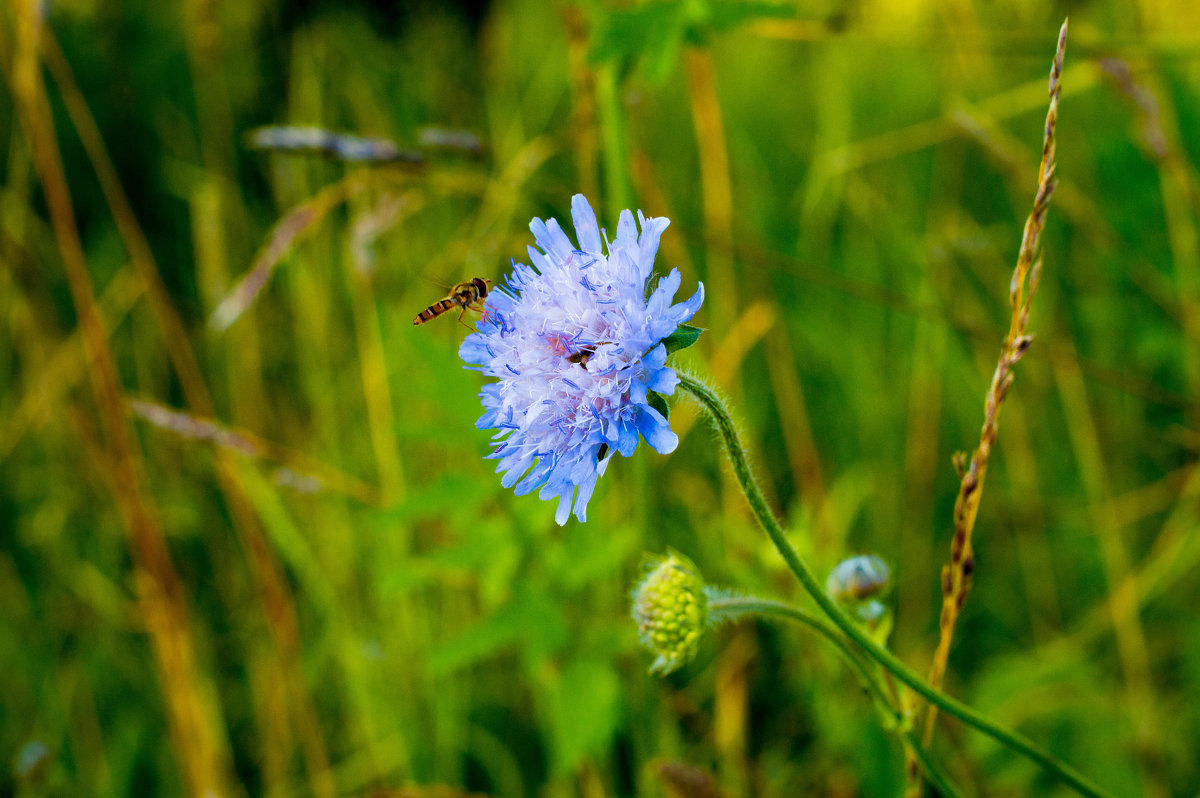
[662,323,704,354]
[647,390,670,421]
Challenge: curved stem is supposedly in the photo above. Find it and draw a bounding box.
[902,727,961,798]
[678,372,1113,798]
[709,596,964,798]
[709,596,890,709]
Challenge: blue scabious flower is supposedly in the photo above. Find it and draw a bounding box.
[460,195,704,525]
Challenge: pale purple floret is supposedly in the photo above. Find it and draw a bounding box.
[460,195,704,525]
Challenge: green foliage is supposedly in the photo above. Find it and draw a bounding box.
[647,390,671,421]
[661,322,704,355]
[589,0,794,81]
[1,0,1198,796]
[548,659,623,773]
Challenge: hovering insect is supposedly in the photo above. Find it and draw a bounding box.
[413,277,491,328]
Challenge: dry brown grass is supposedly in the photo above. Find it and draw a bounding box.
[912,16,1069,792]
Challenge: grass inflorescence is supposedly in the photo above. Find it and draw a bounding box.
[922,16,1067,748]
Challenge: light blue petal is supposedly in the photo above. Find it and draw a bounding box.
[569,452,596,484]
[638,406,678,454]
[538,466,572,499]
[641,343,667,372]
[514,458,554,495]
[647,268,682,318]
[637,212,670,279]
[571,195,602,255]
[615,209,638,253]
[606,248,637,286]
[459,336,491,365]
[499,450,537,488]
[572,477,597,523]
[527,246,551,273]
[616,419,640,456]
[596,447,615,477]
[629,378,648,405]
[530,216,573,262]
[648,365,679,396]
[555,489,574,526]
[669,282,705,324]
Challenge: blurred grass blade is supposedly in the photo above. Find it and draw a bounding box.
[129,398,381,504]
[209,173,373,332]
[249,125,424,163]
[417,126,485,157]
[8,3,235,793]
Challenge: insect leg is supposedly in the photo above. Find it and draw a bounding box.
[456,305,475,331]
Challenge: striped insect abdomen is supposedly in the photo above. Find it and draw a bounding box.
[413,297,459,325]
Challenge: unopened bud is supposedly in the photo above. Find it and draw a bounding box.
[827,555,894,644]
[632,551,708,675]
[826,555,892,602]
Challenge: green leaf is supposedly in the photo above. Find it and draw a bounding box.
[662,323,704,354]
[588,3,684,67]
[548,659,621,773]
[647,390,670,421]
[429,585,567,674]
[706,0,796,33]
[590,0,795,73]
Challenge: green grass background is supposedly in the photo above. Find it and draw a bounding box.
[2,0,1199,795]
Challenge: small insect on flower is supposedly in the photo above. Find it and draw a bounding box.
[459,194,704,524]
[413,277,491,328]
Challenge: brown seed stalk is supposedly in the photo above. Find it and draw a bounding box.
[920,17,1068,750]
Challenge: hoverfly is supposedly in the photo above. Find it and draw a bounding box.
[413,277,491,328]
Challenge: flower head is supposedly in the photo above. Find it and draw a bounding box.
[632,550,708,675]
[460,195,704,524]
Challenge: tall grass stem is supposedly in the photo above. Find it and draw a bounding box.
[923,18,1067,744]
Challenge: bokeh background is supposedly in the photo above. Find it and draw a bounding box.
[2,0,1199,795]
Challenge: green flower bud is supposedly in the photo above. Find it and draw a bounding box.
[632,550,708,675]
[858,598,893,638]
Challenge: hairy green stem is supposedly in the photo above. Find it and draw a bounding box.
[709,595,964,798]
[678,372,1113,798]
[709,596,889,708]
